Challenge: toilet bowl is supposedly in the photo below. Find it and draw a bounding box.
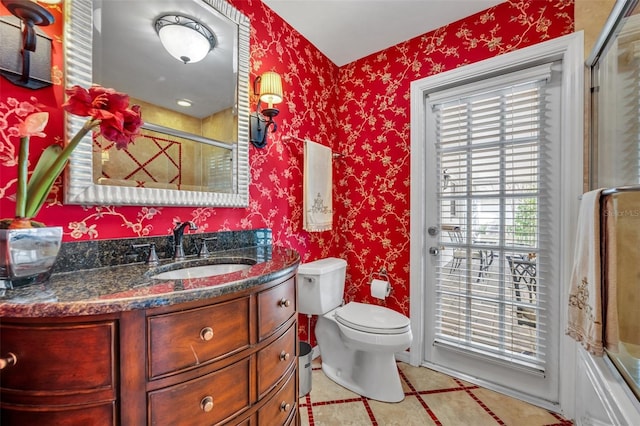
[297,258,412,402]
[334,302,412,352]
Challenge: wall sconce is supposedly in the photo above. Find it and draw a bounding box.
[0,0,55,89]
[250,71,283,149]
[154,14,216,64]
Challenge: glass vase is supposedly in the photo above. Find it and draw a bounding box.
[0,226,63,290]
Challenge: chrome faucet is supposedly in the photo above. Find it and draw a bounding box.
[173,221,198,261]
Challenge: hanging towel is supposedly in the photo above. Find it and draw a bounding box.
[567,189,605,356]
[303,140,333,232]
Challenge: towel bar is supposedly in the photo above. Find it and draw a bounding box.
[601,185,640,196]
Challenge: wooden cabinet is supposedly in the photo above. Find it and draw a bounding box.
[0,272,297,425]
[0,320,117,425]
[257,323,296,397]
[258,277,296,341]
[258,367,297,426]
[148,357,251,425]
[148,296,251,379]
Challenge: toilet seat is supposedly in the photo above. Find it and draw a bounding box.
[334,302,410,335]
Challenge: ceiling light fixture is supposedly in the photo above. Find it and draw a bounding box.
[176,99,192,107]
[250,71,284,149]
[154,14,216,64]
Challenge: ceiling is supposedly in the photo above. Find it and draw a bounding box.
[262,0,504,66]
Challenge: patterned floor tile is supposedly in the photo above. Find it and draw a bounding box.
[298,360,573,426]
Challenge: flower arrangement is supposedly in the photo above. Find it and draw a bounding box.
[3,85,143,229]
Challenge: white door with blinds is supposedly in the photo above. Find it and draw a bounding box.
[422,63,563,400]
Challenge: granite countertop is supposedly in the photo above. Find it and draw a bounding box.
[0,245,300,318]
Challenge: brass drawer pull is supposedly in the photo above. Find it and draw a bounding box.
[199,327,214,341]
[279,351,290,361]
[278,298,291,308]
[279,401,291,412]
[0,352,17,370]
[200,396,214,412]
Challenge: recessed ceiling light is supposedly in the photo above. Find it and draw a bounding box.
[177,99,192,107]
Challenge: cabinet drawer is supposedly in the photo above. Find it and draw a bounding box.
[258,370,296,426]
[0,322,116,394]
[148,357,250,426]
[148,296,250,378]
[257,278,295,340]
[257,323,296,396]
[1,402,115,426]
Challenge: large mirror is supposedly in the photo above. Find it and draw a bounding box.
[588,0,640,189]
[63,0,250,207]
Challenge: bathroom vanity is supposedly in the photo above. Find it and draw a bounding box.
[0,245,299,425]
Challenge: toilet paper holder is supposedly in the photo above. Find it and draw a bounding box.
[370,268,391,286]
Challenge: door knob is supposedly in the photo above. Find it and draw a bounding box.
[429,247,440,256]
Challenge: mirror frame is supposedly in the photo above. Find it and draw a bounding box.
[63,0,250,207]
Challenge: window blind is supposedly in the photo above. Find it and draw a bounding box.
[430,68,553,374]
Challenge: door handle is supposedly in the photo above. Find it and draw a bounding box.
[429,247,440,256]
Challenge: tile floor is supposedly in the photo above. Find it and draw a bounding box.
[299,359,573,426]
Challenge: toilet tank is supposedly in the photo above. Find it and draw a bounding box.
[297,257,347,315]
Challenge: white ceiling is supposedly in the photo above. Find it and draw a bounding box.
[263,0,504,66]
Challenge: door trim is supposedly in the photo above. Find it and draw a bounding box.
[409,32,584,416]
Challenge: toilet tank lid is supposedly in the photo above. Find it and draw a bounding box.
[298,257,347,275]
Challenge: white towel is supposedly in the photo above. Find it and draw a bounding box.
[303,140,333,232]
[566,189,604,356]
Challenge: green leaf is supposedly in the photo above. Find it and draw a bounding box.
[15,136,30,218]
[24,145,63,218]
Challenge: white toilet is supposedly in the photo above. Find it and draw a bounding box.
[297,257,412,403]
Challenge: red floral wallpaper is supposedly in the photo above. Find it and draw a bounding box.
[332,0,574,345]
[0,0,573,344]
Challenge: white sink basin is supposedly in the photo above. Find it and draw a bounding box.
[151,263,252,280]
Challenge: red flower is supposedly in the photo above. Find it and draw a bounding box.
[62,85,143,149]
[100,105,143,149]
[9,85,144,222]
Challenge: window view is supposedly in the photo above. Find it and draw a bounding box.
[433,77,548,372]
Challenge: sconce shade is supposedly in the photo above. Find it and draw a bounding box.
[154,14,216,64]
[258,71,283,107]
[250,71,284,148]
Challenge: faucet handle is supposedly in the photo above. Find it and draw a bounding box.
[132,243,159,266]
[198,239,211,258]
[147,243,159,266]
[198,237,218,258]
